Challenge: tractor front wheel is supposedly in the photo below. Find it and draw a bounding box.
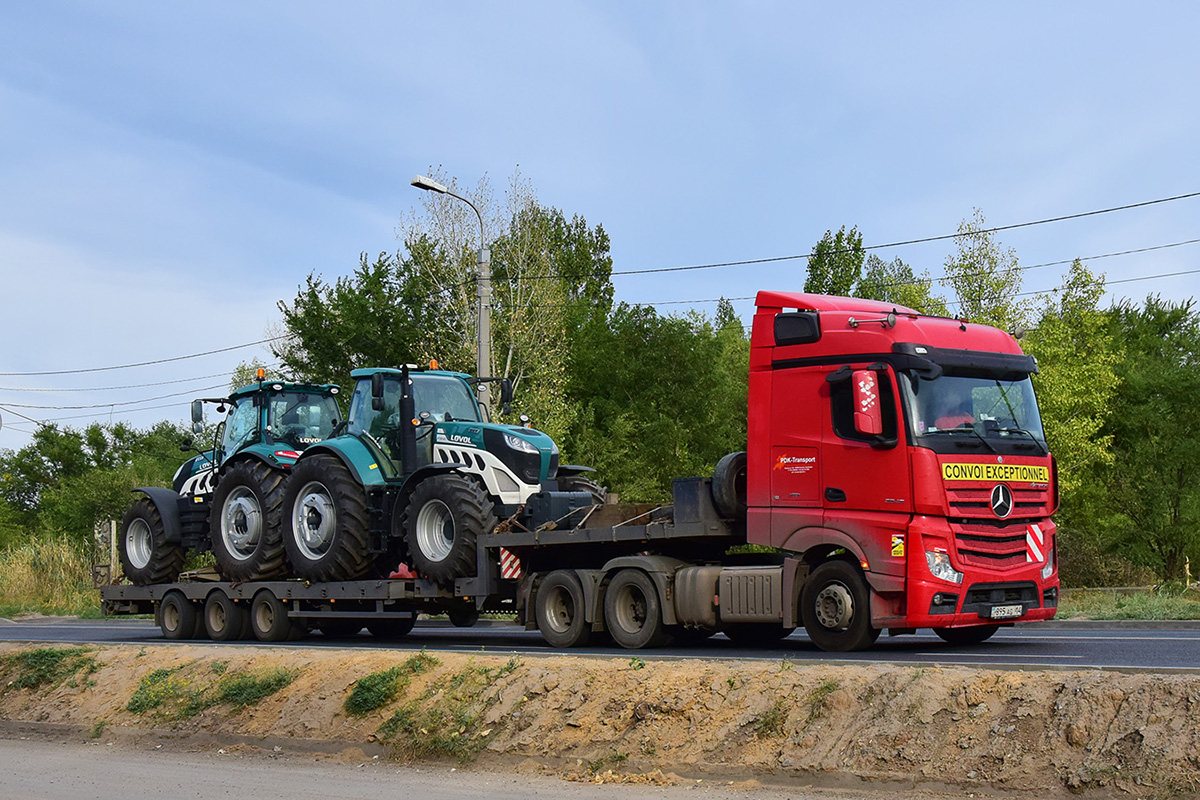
[404,474,495,585]
[119,498,185,586]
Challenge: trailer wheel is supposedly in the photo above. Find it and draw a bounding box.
[367,615,416,639]
[447,602,480,628]
[204,590,250,641]
[604,569,670,649]
[159,591,200,640]
[120,498,186,586]
[558,475,606,505]
[934,624,1000,645]
[723,623,796,645]
[404,474,495,585]
[535,570,591,648]
[282,456,372,582]
[209,460,288,581]
[317,618,364,639]
[250,590,303,642]
[800,560,880,652]
[711,452,747,519]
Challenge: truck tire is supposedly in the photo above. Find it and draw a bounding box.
[447,602,480,628]
[250,590,304,642]
[934,624,1000,645]
[204,590,250,641]
[711,452,747,519]
[282,456,372,582]
[800,560,880,652]
[723,623,796,645]
[558,475,606,505]
[209,460,287,581]
[404,474,495,585]
[535,570,591,648]
[317,618,364,639]
[159,591,202,640]
[367,615,416,639]
[603,568,670,649]
[119,498,186,586]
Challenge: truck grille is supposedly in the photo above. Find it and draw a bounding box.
[946,485,1049,517]
[952,520,1039,570]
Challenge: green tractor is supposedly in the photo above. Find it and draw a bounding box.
[118,375,343,585]
[280,366,602,585]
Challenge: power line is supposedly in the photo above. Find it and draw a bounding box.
[0,383,229,410]
[0,336,290,377]
[0,370,236,393]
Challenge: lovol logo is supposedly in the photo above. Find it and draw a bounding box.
[990,484,1014,518]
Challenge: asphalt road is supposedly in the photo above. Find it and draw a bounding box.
[2,616,1198,672]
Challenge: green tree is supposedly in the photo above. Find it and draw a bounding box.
[943,208,1030,332]
[855,254,949,315]
[803,226,864,296]
[1100,296,1200,582]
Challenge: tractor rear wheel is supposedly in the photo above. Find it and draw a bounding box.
[558,474,606,505]
[119,498,185,586]
[282,456,372,582]
[404,474,495,585]
[209,460,287,581]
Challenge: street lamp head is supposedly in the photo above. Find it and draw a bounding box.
[411,174,449,194]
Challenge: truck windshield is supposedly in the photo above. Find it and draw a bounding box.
[898,371,1046,451]
[269,393,340,448]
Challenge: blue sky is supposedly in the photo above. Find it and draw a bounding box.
[2,2,1198,449]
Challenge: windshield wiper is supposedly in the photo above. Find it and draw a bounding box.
[923,427,997,453]
[994,427,1047,454]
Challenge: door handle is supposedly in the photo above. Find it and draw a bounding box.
[825,487,847,502]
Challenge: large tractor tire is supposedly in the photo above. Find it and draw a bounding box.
[119,498,186,586]
[209,460,287,581]
[711,451,747,519]
[558,474,607,505]
[800,560,881,652]
[404,473,495,585]
[535,569,591,648]
[282,456,372,582]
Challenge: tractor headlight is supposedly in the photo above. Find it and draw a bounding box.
[925,550,964,584]
[1041,547,1055,580]
[503,433,539,454]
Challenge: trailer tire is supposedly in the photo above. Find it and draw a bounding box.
[282,456,372,582]
[711,451,747,519]
[250,590,303,642]
[367,615,416,639]
[934,624,1000,645]
[447,602,480,628]
[209,461,288,581]
[120,498,186,586]
[159,591,200,640]
[317,618,364,639]
[558,475,606,505]
[800,560,880,652]
[404,474,495,585]
[204,590,250,641]
[604,569,670,649]
[723,623,796,645]
[535,570,591,648]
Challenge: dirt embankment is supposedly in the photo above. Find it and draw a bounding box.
[1,642,1197,798]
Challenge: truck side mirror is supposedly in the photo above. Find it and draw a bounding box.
[851,369,883,436]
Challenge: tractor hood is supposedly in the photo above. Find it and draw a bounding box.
[435,422,559,484]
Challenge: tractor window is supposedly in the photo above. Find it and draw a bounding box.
[411,374,480,422]
[221,398,259,455]
[269,393,340,449]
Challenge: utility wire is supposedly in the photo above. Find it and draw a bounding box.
[0,336,290,378]
[0,383,229,410]
[0,370,237,393]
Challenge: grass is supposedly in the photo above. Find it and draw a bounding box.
[806,678,840,723]
[127,662,302,719]
[755,699,788,739]
[0,536,100,617]
[345,651,440,717]
[218,667,298,709]
[0,646,98,690]
[1057,586,1200,620]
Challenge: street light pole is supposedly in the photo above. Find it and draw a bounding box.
[410,174,492,408]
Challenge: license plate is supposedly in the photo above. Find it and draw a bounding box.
[989,604,1024,620]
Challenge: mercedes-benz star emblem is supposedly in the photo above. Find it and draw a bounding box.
[990,484,1014,518]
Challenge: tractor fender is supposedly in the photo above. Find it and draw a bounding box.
[132,487,185,544]
[296,439,388,487]
[555,464,596,479]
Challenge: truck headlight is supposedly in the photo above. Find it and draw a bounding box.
[925,551,963,584]
[1041,548,1055,580]
[503,433,539,454]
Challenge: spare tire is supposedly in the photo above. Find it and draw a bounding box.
[711,451,747,519]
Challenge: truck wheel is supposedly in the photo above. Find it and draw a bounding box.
[800,560,880,652]
[120,498,186,586]
[447,602,480,628]
[282,456,372,582]
[367,615,416,639]
[159,591,201,640]
[711,452,747,519]
[723,623,796,645]
[604,569,670,649]
[536,570,591,648]
[404,474,495,585]
[209,461,288,581]
[934,624,1000,645]
[558,475,606,505]
[204,590,250,641]
[317,618,364,639]
[250,590,303,642]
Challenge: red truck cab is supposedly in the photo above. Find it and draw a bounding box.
[747,292,1059,643]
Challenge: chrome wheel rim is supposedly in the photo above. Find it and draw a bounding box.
[415,499,454,562]
[292,482,335,560]
[220,487,261,560]
[126,519,153,569]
